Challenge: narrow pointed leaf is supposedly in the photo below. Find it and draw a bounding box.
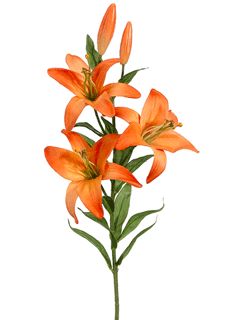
[113,147,134,166]
[114,184,131,238]
[68,221,112,270]
[103,196,114,214]
[101,117,118,134]
[117,221,157,266]
[126,154,153,172]
[75,122,103,136]
[86,35,102,69]
[114,154,153,193]
[78,134,95,146]
[119,68,147,84]
[119,203,164,240]
[78,208,109,230]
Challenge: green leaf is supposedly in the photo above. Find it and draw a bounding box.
[101,117,118,134]
[119,203,164,240]
[78,208,109,230]
[103,196,114,214]
[126,154,153,172]
[117,221,157,266]
[86,35,102,69]
[114,184,132,238]
[75,122,103,137]
[68,220,112,270]
[119,68,147,84]
[78,134,95,147]
[114,154,153,194]
[113,147,135,166]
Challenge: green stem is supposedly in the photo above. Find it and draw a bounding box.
[101,185,108,198]
[112,248,120,320]
[94,109,106,134]
[121,64,125,79]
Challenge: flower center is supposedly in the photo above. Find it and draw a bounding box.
[142,120,183,144]
[82,68,98,101]
[80,149,100,179]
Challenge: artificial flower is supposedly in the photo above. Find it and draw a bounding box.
[44,131,142,223]
[48,57,140,130]
[115,89,199,183]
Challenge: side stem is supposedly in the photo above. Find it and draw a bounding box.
[94,109,106,134]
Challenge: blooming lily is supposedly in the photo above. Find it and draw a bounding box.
[115,89,199,183]
[44,131,142,223]
[97,3,116,56]
[120,22,132,65]
[48,56,140,131]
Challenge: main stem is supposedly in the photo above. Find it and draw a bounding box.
[112,248,120,320]
[110,62,126,320]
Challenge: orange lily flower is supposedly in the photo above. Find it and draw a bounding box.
[44,131,142,223]
[115,89,199,183]
[97,3,116,56]
[120,22,132,65]
[48,56,140,131]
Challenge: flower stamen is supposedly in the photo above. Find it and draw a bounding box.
[142,120,183,144]
[80,149,100,179]
[82,68,98,101]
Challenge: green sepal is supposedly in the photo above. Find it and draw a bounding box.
[117,220,157,266]
[114,154,153,194]
[119,68,147,84]
[114,184,132,239]
[103,196,114,214]
[119,203,164,240]
[78,208,109,230]
[86,35,102,69]
[113,147,135,166]
[68,220,112,270]
[75,122,103,137]
[78,133,95,147]
[101,117,118,134]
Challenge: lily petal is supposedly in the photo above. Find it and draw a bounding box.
[66,182,79,224]
[44,147,85,181]
[89,134,119,172]
[102,163,142,188]
[48,68,84,97]
[151,130,199,153]
[102,83,141,98]
[62,129,90,153]
[66,54,89,74]
[77,176,103,219]
[97,3,116,55]
[140,89,169,131]
[64,96,86,131]
[115,122,147,150]
[88,92,115,117]
[92,58,120,92]
[167,110,178,124]
[115,107,140,124]
[146,149,167,184]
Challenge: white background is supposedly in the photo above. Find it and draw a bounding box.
[1,0,240,319]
